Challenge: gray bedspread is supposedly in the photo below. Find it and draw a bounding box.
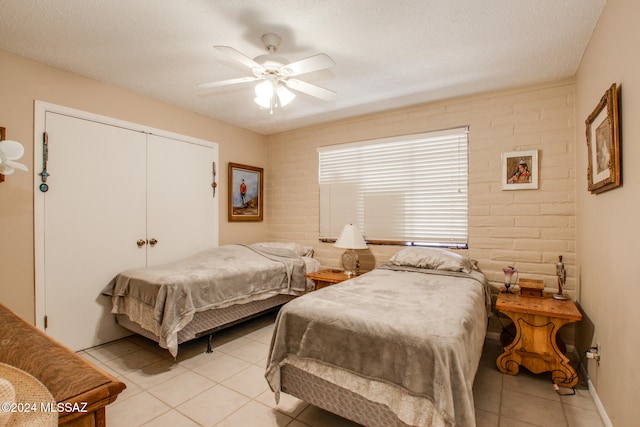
[265,265,490,427]
[104,244,308,355]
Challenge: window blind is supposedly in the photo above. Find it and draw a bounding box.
[318,127,469,247]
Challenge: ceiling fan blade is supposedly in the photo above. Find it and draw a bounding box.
[197,76,260,89]
[281,54,335,76]
[285,79,336,102]
[214,45,264,72]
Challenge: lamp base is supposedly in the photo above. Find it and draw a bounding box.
[341,249,358,277]
[500,284,515,294]
[552,293,568,300]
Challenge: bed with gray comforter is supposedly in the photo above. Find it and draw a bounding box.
[104,243,319,356]
[265,262,490,427]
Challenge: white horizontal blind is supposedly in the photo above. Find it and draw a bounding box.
[318,127,469,247]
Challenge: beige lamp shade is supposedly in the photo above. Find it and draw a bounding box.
[334,224,367,249]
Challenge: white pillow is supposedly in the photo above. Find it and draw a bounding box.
[253,241,314,257]
[389,247,474,273]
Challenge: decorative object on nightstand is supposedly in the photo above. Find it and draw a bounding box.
[501,266,518,294]
[334,223,367,277]
[519,278,544,298]
[553,255,568,300]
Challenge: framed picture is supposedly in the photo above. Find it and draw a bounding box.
[228,162,263,221]
[0,127,5,182]
[501,150,539,190]
[586,83,621,194]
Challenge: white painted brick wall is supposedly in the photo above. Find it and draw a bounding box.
[266,79,576,297]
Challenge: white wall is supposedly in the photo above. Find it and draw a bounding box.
[575,0,640,425]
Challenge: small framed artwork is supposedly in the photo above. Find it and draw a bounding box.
[228,162,263,221]
[501,150,539,190]
[0,127,5,182]
[586,83,621,194]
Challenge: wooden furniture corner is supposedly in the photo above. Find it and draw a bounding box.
[305,269,362,290]
[0,303,126,426]
[495,292,582,388]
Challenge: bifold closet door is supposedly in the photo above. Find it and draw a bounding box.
[42,112,147,350]
[146,134,217,267]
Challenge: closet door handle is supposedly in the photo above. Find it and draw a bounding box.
[136,239,147,247]
[148,238,158,246]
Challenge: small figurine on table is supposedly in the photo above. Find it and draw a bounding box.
[553,255,568,300]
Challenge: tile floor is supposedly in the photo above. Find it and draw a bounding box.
[79,313,606,427]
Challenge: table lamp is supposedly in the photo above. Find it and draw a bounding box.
[502,266,518,294]
[334,223,368,277]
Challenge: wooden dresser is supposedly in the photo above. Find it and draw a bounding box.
[0,303,125,426]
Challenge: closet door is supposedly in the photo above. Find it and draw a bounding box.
[42,112,147,350]
[146,134,217,266]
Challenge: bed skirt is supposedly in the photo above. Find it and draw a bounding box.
[280,363,415,427]
[116,293,296,349]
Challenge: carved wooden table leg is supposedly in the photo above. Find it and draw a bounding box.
[495,293,582,388]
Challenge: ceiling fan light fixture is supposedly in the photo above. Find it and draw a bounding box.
[276,85,295,107]
[254,80,295,111]
[255,80,274,99]
[202,33,336,114]
[254,96,271,109]
[254,80,274,108]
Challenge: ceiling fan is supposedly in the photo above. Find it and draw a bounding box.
[198,33,336,114]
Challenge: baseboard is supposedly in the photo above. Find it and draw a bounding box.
[587,378,613,427]
[488,333,612,426]
[573,348,613,427]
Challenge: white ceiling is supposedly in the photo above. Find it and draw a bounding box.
[0,0,606,135]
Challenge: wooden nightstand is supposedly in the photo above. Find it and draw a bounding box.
[305,269,360,290]
[496,292,582,388]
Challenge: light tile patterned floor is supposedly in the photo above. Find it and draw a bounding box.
[78,313,606,427]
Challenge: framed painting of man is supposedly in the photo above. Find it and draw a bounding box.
[228,162,263,221]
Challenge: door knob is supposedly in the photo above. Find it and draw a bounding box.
[148,238,158,246]
[136,239,146,247]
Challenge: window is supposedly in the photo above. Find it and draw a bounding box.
[318,127,469,247]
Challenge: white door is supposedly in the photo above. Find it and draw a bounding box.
[42,112,148,350]
[146,134,217,266]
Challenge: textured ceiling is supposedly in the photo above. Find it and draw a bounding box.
[0,0,606,135]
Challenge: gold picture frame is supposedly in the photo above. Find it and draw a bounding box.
[0,127,5,183]
[586,83,621,194]
[228,162,263,221]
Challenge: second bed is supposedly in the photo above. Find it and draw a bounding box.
[104,242,320,356]
[265,247,490,427]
